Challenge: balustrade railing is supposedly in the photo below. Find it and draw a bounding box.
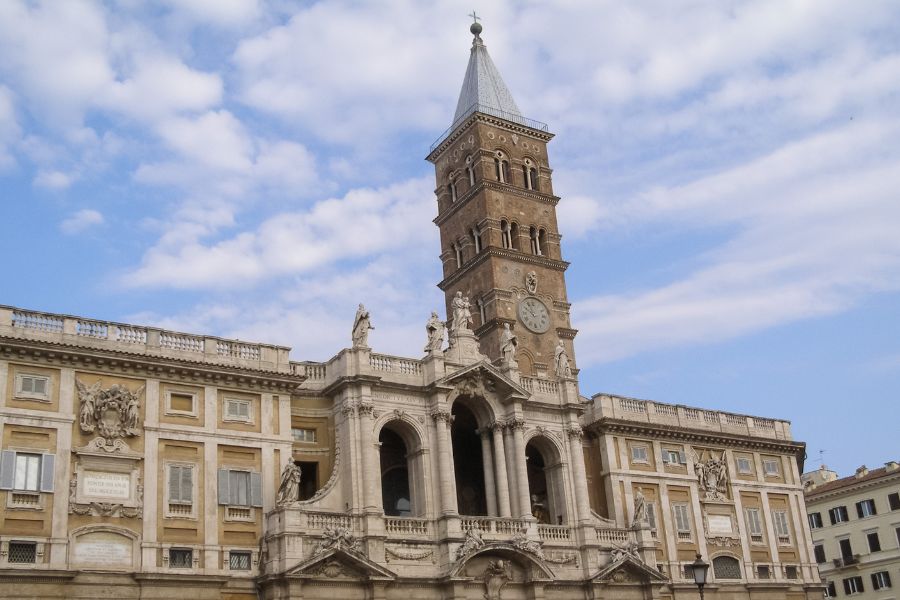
[461,517,527,536]
[115,326,147,344]
[12,311,63,332]
[520,377,559,396]
[217,340,261,360]
[306,511,352,531]
[384,517,429,536]
[538,525,572,541]
[369,353,422,376]
[293,361,327,381]
[160,332,204,353]
[596,527,634,545]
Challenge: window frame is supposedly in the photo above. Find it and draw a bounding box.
[223,397,253,424]
[762,458,780,477]
[772,510,792,545]
[165,389,199,418]
[856,498,877,518]
[13,373,51,402]
[736,456,753,475]
[165,462,196,519]
[872,570,892,591]
[813,543,826,564]
[745,507,765,543]
[673,503,692,541]
[844,575,864,595]
[227,550,253,571]
[829,505,849,524]
[291,428,317,443]
[630,444,650,465]
[168,547,194,569]
[866,530,881,552]
[808,512,823,529]
[0,450,55,495]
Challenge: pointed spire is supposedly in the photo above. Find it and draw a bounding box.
[452,21,523,125]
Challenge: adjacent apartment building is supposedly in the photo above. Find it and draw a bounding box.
[804,462,900,598]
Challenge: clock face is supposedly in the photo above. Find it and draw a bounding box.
[518,298,551,333]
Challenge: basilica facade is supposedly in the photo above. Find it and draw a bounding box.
[0,24,823,600]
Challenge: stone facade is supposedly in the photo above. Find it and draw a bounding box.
[0,22,824,600]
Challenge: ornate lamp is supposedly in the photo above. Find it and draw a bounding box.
[691,553,710,599]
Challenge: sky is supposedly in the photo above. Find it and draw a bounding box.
[1,0,898,477]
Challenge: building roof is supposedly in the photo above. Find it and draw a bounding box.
[453,24,523,125]
[806,463,900,498]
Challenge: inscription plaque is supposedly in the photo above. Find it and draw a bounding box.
[73,531,132,567]
[707,514,733,535]
[82,471,131,500]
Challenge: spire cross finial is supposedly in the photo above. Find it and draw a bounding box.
[468,10,480,24]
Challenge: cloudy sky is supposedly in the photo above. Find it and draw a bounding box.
[1,0,898,476]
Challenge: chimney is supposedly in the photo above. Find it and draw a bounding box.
[885,461,899,472]
[855,465,868,478]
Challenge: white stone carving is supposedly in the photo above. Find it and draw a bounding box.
[449,291,473,334]
[692,448,729,501]
[455,523,485,559]
[499,323,518,368]
[75,380,144,439]
[610,539,641,563]
[630,487,647,529]
[554,340,572,378]
[483,560,510,600]
[424,311,445,354]
[313,526,360,556]
[276,459,302,506]
[525,271,537,294]
[352,304,374,348]
[385,543,434,562]
[511,529,544,560]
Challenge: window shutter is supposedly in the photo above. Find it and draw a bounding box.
[39,453,55,492]
[182,466,193,503]
[678,451,687,464]
[218,469,230,505]
[828,508,837,525]
[661,452,669,464]
[889,492,900,511]
[886,572,892,588]
[0,450,15,490]
[843,579,851,595]
[872,573,880,590]
[168,465,180,501]
[250,472,262,507]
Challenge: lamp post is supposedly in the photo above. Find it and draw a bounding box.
[691,553,710,600]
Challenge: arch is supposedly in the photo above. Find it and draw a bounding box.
[471,224,483,253]
[500,219,512,249]
[712,554,742,579]
[525,435,568,525]
[523,158,539,191]
[509,222,520,250]
[375,417,428,517]
[465,155,476,187]
[516,347,535,377]
[451,403,488,515]
[494,150,510,184]
[449,543,554,580]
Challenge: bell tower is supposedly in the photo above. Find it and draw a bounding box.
[426,21,577,379]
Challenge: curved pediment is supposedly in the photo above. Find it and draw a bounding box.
[284,548,396,581]
[449,542,554,580]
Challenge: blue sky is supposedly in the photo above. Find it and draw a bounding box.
[1,1,898,476]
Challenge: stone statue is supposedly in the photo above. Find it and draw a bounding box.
[512,529,545,560]
[554,340,572,378]
[450,291,472,333]
[276,459,302,506]
[351,303,374,348]
[75,379,143,439]
[124,393,141,435]
[424,311,445,353]
[631,487,647,528]
[499,323,518,367]
[314,526,360,555]
[455,523,485,559]
[610,539,641,563]
[692,448,729,501]
[483,559,510,600]
[76,380,101,433]
[525,270,538,294]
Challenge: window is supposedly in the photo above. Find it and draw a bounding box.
[465,156,475,186]
[471,225,482,253]
[814,543,826,564]
[631,445,649,464]
[529,226,543,255]
[745,508,764,543]
[7,541,37,564]
[476,298,486,326]
[229,551,251,571]
[509,222,519,250]
[856,499,877,518]
[866,531,881,552]
[889,491,900,511]
[166,390,197,417]
[500,220,512,249]
[646,502,658,536]
[808,512,823,529]
[682,563,695,580]
[169,548,193,569]
[673,504,692,540]
[829,505,849,524]
[291,428,317,443]
[843,576,864,595]
[523,159,539,191]
[896,526,900,548]
[784,565,798,579]
[712,555,741,579]
[224,398,251,422]
[0,451,54,493]
[872,571,892,590]
[663,449,687,465]
[839,537,854,560]
[494,151,510,183]
[538,228,547,256]
[824,581,837,598]
[773,510,791,544]
[453,242,463,268]
[763,459,780,477]
[756,565,770,579]
[14,374,50,401]
[736,457,753,474]
[447,177,458,203]
[217,469,262,508]
[167,464,193,515]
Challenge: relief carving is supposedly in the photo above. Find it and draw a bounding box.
[691,448,729,501]
[76,380,144,440]
[483,559,510,600]
[313,526,360,556]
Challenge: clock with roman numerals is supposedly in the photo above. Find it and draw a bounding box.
[518,297,550,333]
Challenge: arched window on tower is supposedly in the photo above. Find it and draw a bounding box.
[500,220,512,249]
[466,156,476,187]
[494,151,510,183]
[538,228,547,257]
[447,176,458,203]
[510,222,520,250]
[523,159,537,190]
[529,226,540,255]
[476,297,486,326]
[471,225,482,253]
[530,167,539,191]
[453,242,463,268]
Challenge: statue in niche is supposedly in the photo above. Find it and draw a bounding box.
[499,323,518,367]
[483,559,510,600]
[631,487,647,528]
[276,459,302,506]
[692,448,729,501]
[424,311,445,353]
[554,340,572,378]
[450,291,473,333]
[351,303,374,348]
[75,380,143,439]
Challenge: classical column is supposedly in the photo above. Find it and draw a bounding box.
[432,410,458,515]
[359,402,380,512]
[566,424,592,523]
[511,419,532,519]
[503,423,519,516]
[491,423,512,518]
[479,428,498,517]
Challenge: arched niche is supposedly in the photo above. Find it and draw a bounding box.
[525,434,568,525]
[69,525,139,570]
[375,416,428,517]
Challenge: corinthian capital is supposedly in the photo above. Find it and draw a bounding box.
[565,424,584,439]
[429,409,451,424]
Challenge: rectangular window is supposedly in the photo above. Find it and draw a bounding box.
[224,398,251,422]
[839,538,853,560]
[291,428,317,443]
[230,470,250,506]
[745,507,764,542]
[15,374,50,400]
[757,565,771,579]
[662,449,686,465]
[166,390,197,416]
[867,531,881,552]
[646,502,657,534]
[14,453,41,492]
[808,512,823,529]
[856,499,877,518]
[843,576,864,595]
[888,491,900,511]
[763,459,780,476]
[218,469,262,508]
[169,548,193,569]
[168,464,193,506]
[631,445,649,464]
[736,457,753,474]
[814,544,826,564]
[7,541,37,564]
[784,565,798,580]
[773,510,791,544]
[673,504,692,540]
[872,571,892,590]
[0,451,54,493]
[825,581,836,598]
[829,505,849,524]
[229,551,251,570]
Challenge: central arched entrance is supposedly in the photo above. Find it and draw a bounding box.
[380,428,411,516]
[526,436,567,524]
[451,403,487,516]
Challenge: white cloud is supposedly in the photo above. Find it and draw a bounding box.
[0,86,19,169]
[161,0,261,27]
[34,170,74,189]
[60,208,104,233]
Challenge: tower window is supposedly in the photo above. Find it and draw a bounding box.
[530,226,544,256]
[494,151,510,183]
[447,178,458,203]
[476,297,486,326]
[471,225,482,253]
[465,156,475,186]
[523,159,539,191]
[538,228,547,256]
[453,242,463,268]
[509,222,519,250]
[500,220,511,249]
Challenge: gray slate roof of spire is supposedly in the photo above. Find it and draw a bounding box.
[453,31,523,124]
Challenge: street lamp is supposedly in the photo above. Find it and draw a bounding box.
[691,553,710,599]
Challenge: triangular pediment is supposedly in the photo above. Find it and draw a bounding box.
[440,361,529,402]
[284,548,395,581]
[592,555,668,584]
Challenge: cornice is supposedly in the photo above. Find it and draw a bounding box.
[805,470,900,502]
[426,113,554,162]
[438,249,570,292]
[587,417,807,456]
[0,337,304,394]
[433,180,560,228]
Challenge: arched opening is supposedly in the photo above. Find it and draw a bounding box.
[471,225,483,253]
[529,226,539,255]
[525,437,567,524]
[538,228,547,257]
[530,168,539,191]
[466,155,476,187]
[451,403,487,516]
[510,222,520,250]
[500,220,511,249]
[447,177,458,203]
[379,428,411,516]
[712,555,742,580]
[494,151,510,183]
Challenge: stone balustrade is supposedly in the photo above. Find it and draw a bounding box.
[588,393,792,440]
[0,305,292,373]
[384,517,430,537]
[595,527,634,545]
[538,524,572,542]
[520,376,560,398]
[460,516,528,537]
[369,353,423,376]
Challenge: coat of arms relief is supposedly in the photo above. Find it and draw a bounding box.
[76,380,144,442]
